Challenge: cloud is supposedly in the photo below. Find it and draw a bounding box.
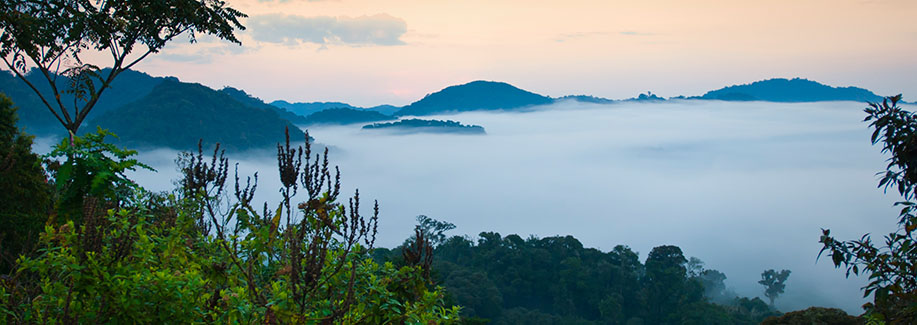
[247,14,407,46]
[151,33,257,63]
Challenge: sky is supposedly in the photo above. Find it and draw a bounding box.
[124,0,917,107]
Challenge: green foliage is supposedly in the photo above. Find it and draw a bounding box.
[376,231,779,324]
[820,95,917,322]
[644,245,701,324]
[44,128,152,222]
[758,269,791,306]
[0,93,51,273]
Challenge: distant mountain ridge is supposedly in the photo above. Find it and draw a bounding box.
[1,67,896,149]
[303,108,395,126]
[394,80,554,116]
[697,78,883,102]
[271,101,400,117]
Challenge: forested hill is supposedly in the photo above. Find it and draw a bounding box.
[394,80,554,116]
[88,80,305,152]
[698,78,883,102]
[0,69,170,134]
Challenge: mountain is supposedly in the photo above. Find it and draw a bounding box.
[220,87,307,124]
[88,80,305,152]
[0,69,169,135]
[362,118,485,134]
[698,78,883,102]
[394,81,554,116]
[303,107,395,126]
[270,101,357,117]
[270,100,403,118]
[366,104,400,115]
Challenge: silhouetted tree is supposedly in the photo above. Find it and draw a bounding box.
[758,269,790,307]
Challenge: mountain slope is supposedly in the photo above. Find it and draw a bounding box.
[395,81,554,116]
[303,108,395,125]
[699,78,883,102]
[270,101,356,117]
[89,80,305,151]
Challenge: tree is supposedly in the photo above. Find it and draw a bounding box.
[820,94,917,322]
[643,245,701,323]
[0,94,51,273]
[414,215,456,247]
[758,269,790,307]
[0,0,246,137]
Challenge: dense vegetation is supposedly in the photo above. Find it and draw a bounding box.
[363,119,486,134]
[373,225,780,324]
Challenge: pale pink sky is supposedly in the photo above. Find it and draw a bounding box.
[130,0,917,107]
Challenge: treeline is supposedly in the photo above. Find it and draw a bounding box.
[373,218,780,324]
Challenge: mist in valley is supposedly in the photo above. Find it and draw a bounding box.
[38,99,905,314]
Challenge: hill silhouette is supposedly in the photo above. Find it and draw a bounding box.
[271,100,401,117]
[303,107,395,125]
[699,78,883,102]
[88,80,305,152]
[394,80,553,116]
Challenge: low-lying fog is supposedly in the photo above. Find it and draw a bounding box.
[36,100,905,313]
